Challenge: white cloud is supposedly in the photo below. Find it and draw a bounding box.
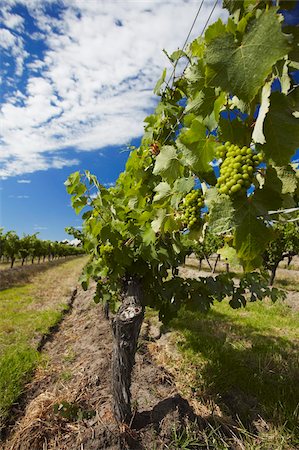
[17,179,31,183]
[0,1,228,178]
[8,194,29,198]
[0,28,15,48]
[1,11,24,32]
[0,28,28,76]
[0,154,79,179]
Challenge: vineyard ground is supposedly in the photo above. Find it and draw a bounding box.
[0,258,298,449]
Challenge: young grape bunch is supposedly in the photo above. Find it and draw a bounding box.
[179,189,204,229]
[99,242,114,258]
[216,142,263,196]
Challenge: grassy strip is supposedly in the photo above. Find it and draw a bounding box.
[0,257,87,427]
[150,299,299,448]
[0,345,40,421]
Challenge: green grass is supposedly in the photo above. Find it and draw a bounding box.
[0,257,87,428]
[0,345,40,420]
[164,300,299,447]
[0,285,66,350]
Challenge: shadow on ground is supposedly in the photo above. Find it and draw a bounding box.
[169,309,299,435]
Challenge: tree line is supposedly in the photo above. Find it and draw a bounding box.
[0,229,84,268]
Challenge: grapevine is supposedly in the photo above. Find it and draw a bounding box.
[216,142,263,196]
[65,1,299,427]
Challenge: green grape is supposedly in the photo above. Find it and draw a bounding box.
[179,189,204,229]
[216,142,263,197]
[231,183,241,193]
[100,243,114,257]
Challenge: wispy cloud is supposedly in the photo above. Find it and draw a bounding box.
[17,179,31,183]
[33,225,48,230]
[0,1,227,178]
[8,194,30,199]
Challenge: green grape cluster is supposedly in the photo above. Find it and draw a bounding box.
[99,243,114,257]
[216,142,263,196]
[179,189,204,229]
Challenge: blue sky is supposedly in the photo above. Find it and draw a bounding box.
[0,1,298,241]
[0,0,228,241]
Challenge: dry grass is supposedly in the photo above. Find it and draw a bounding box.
[0,256,84,291]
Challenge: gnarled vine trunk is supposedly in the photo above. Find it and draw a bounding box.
[269,263,279,286]
[112,277,144,424]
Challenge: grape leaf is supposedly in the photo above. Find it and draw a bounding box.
[173,177,194,194]
[185,61,206,97]
[278,59,291,95]
[186,87,219,119]
[206,191,236,234]
[153,146,182,182]
[275,165,299,195]
[252,166,283,213]
[153,182,171,202]
[214,91,227,122]
[177,119,216,173]
[218,245,239,266]
[189,38,205,58]
[205,9,290,102]
[185,91,205,115]
[261,92,299,165]
[218,116,251,147]
[169,49,187,62]
[205,19,226,43]
[142,227,156,246]
[233,201,272,271]
[151,209,167,233]
[223,0,256,14]
[154,68,166,95]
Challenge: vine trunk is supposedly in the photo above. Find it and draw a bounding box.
[112,277,144,424]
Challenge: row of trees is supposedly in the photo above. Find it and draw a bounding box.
[0,229,84,268]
